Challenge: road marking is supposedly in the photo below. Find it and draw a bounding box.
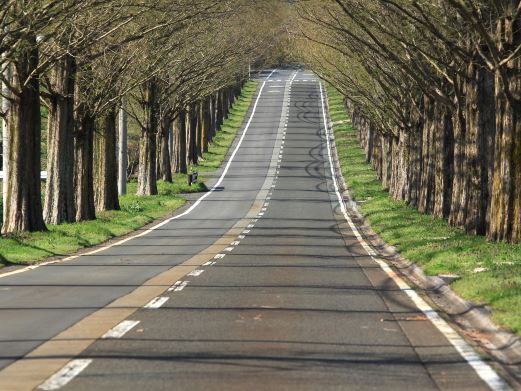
[242,230,250,234]
[318,83,510,391]
[0,69,277,280]
[187,269,204,277]
[144,296,169,309]
[173,281,189,291]
[38,359,92,390]
[230,241,241,245]
[247,224,255,228]
[101,320,140,339]
[168,280,182,291]
[224,246,234,251]
[214,253,226,259]
[238,235,246,239]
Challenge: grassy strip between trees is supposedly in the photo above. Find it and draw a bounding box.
[0,80,259,268]
[327,85,521,337]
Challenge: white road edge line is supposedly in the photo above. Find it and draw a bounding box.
[0,70,277,280]
[318,82,510,391]
[101,320,140,339]
[38,359,93,390]
[144,296,169,309]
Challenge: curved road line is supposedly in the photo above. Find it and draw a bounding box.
[0,70,277,280]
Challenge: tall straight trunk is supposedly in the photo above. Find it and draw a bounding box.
[432,101,454,218]
[380,133,392,190]
[94,108,120,211]
[157,114,172,182]
[487,4,521,242]
[187,102,198,165]
[216,90,224,131]
[2,37,46,234]
[74,106,95,221]
[210,94,217,140]
[462,63,496,234]
[118,102,127,196]
[201,98,210,154]
[196,101,204,159]
[137,80,158,196]
[173,110,187,174]
[406,103,423,208]
[449,78,467,227]
[44,54,76,224]
[418,95,436,214]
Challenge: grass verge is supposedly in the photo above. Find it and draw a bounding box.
[0,80,259,268]
[327,85,521,337]
[193,81,258,173]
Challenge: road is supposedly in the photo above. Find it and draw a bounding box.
[0,69,509,390]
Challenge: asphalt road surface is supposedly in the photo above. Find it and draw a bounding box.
[0,69,509,391]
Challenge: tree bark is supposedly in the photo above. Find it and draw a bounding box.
[74,106,96,221]
[137,80,158,196]
[418,95,435,214]
[44,54,76,225]
[2,37,46,234]
[187,102,198,166]
[488,9,521,242]
[157,114,172,182]
[94,108,120,211]
[172,110,187,174]
[432,101,453,219]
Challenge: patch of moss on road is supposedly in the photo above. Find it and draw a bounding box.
[327,85,521,337]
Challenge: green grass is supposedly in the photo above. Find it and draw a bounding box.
[0,81,259,268]
[193,81,258,173]
[0,180,185,265]
[327,85,521,336]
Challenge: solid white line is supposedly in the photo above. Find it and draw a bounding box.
[318,83,510,391]
[101,320,140,339]
[144,296,169,309]
[187,269,204,277]
[0,70,277,280]
[38,359,92,390]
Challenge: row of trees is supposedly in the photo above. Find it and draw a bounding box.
[295,0,521,243]
[0,0,283,234]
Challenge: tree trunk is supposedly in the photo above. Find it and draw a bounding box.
[44,54,76,225]
[74,106,96,221]
[157,114,172,182]
[187,102,198,166]
[137,80,158,196]
[432,101,454,218]
[449,78,467,227]
[94,108,120,211]
[2,38,46,234]
[173,110,187,174]
[487,9,521,242]
[418,95,435,214]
